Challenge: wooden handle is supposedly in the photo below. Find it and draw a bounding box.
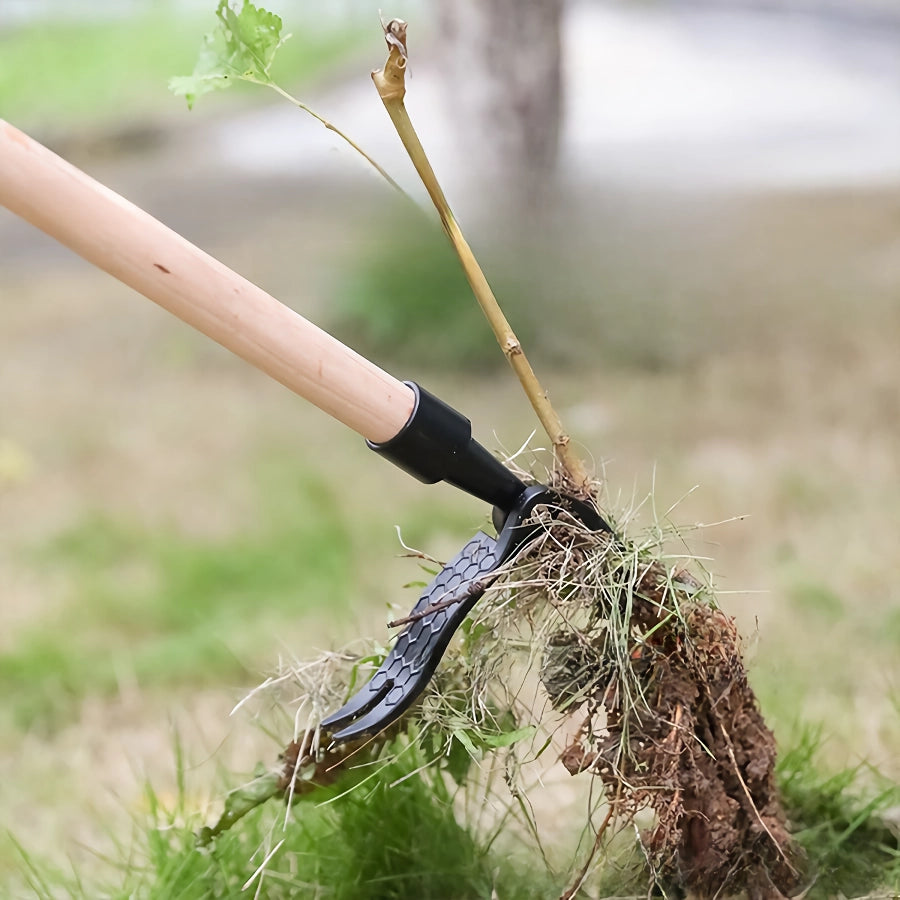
[0,120,414,444]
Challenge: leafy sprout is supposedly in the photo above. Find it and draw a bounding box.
[169,0,289,108]
[169,0,402,192]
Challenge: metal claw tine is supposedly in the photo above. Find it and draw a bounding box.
[321,486,614,743]
[321,531,501,740]
[321,673,394,730]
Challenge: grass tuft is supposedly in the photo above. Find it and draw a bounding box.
[11,737,559,900]
[777,725,900,898]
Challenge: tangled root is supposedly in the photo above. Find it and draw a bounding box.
[517,495,803,898]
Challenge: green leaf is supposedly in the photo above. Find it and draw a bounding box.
[444,733,475,786]
[169,0,291,109]
[217,0,287,78]
[450,724,536,764]
[168,34,232,109]
[451,728,479,757]
[479,725,537,749]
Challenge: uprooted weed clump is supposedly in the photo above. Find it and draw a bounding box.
[514,498,802,898]
[233,476,805,897]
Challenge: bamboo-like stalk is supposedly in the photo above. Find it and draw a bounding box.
[371,20,590,494]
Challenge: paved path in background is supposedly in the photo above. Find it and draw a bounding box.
[207,2,900,195]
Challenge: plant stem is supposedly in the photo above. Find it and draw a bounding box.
[558,804,615,900]
[264,81,406,197]
[371,22,590,493]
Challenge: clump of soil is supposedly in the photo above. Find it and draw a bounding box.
[524,501,804,898]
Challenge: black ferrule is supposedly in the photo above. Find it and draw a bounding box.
[368,382,527,514]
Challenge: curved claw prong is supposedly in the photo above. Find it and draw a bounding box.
[321,531,500,740]
[321,486,613,743]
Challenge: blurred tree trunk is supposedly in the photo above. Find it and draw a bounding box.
[435,0,565,211]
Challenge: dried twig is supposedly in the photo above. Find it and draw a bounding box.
[371,18,590,493]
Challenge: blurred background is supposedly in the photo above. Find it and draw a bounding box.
[1,0,899,888]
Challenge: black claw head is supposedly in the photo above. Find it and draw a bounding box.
[322,485,613,743]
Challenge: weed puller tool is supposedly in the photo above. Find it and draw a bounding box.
[0,120,611,741]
